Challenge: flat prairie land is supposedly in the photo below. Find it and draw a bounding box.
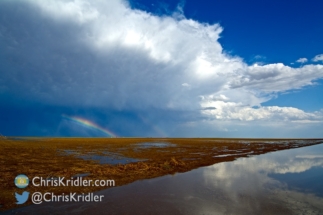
[1,137,322,211]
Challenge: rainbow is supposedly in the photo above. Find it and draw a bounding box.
[62,114,117,137]
[138,114,168,137]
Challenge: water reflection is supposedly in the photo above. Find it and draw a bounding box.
[5,144,323,215]
[202,144,323,214]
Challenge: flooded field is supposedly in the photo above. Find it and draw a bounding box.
[4,143,323,214]
[1,137,322,213]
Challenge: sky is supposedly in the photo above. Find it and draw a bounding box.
[0,0,323,138]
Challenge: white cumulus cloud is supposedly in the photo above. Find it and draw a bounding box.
[201,101,323,122]
[296,58,308,63]
[312,54,323,62]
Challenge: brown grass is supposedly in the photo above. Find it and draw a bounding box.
[1,137,322,211]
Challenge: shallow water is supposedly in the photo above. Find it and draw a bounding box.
[79,154,144,164]
[5,143,323,215]
[135,142,176,148]
[62,149,145,165]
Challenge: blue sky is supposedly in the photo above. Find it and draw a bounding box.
[0,0,323,137]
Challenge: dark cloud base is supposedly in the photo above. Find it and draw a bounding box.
[0,105,202,137]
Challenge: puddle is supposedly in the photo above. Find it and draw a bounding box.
[61,150,145,165]
[72,173,90,178]
[62,149,75,155]
[135,142,176,149]
[238,139,323,146]
[222,149,241,152]
[213,153,250,158]
[78,154,144,165]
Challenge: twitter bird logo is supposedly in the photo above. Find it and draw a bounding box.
[15,191,29,204]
